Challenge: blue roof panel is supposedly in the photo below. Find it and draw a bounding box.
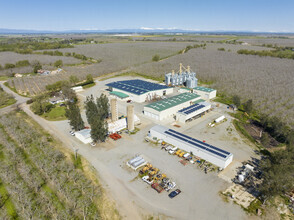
[165,129,231,158]
[106,79,169,95]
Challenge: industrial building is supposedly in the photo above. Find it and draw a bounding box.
[149,125,233,168]
[193,86,216,100]
[108,115,140,133]
[176,101,211,123]
[144,93,201,121]
[106,79,173,103]
[165,63,198,88]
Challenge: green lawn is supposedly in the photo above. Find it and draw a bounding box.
[42,106,67,121]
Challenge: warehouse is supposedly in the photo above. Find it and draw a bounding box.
[176,101,211,123]
[149,125,233,168]
[106,79,173,103]
[144,93,201,121]
[193,86,216,100]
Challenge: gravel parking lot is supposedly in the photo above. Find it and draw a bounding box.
[42,77,258,219]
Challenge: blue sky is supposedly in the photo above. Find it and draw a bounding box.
[0,0,293,32]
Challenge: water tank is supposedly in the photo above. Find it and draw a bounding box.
[165,73,171,86]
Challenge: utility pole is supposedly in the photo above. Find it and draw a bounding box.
[72,145,79,159]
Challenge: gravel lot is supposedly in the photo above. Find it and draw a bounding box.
[37,77,258,219]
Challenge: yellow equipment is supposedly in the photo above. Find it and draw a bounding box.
[149,168,159,176]
[175,150,181,155]
[179,152,185,157]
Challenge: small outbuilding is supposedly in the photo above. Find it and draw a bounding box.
[75,129,92,144]
[193,86,216,100]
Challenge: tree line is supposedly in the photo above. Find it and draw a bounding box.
[230,94,294,200]
[237,48,294,59]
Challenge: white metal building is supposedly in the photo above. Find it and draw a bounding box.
[144,93,201,121]
[176,101,211,123]
[106,79,173,103]
[193,86,216,100]
[108,115,140,133]
[75,129,92,144]
[149,125,233,168]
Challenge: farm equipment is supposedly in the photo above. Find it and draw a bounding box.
[109,133,122,140]
[139,163,152,174]
[175,150,182,156]
[149,168,159,176]
[178,151,185,157]
[153,173,166,182]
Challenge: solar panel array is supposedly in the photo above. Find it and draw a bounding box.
[106,79,169,95]
[164,129,230,159]
[178,103,205,115]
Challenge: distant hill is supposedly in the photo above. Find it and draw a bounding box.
[0,28,293,35]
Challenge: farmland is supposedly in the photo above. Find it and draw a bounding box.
[2,35,294,128]
[0,111,119,219]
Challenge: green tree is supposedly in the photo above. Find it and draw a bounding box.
[69,75,79,85]
[261,132,270,147]
[86,74,94,83]
[33,61,42,73]
[85,95,98,125]
[61,85,77,101]
[258,147,294,201]
[90,117,108,143]
[152,54,160,62]
[232,95,241,108]
[243,99,253,114]
[65,102,84,131]
[4,63,15,69]
[96,93,109,119]
[54,60,63,68]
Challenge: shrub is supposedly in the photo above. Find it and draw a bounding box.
[152,54,160,62]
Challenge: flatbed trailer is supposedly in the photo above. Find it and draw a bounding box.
[151,182,164,193]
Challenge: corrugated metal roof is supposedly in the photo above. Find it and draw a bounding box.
[193,86,215,93]
[110,91,129,98]
[145,93,200,112]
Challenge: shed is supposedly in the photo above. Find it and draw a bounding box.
[75,129,92,144]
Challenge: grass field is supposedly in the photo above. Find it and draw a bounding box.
[42,106,67,121]
[0,86,16,108]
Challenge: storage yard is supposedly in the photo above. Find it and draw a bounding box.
[39,74,259,219]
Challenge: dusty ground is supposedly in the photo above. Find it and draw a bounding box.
[30,76,259,219]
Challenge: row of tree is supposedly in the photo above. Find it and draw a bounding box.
[231,94,294,200]
[237,49,294,60]
[65,92,109,143]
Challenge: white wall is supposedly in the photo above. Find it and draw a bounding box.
[112,87,173,103]
[143,96,201,121]
[193,89,217,100]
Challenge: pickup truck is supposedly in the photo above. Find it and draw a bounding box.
[169,147,178,154]
[151,182,164,193]
[142,176,153,185]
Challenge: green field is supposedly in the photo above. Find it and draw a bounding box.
[42,106,67,121]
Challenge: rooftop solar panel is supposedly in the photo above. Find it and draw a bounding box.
[165,129,230,157]
[169,129,230,155]
[106,79,169,95]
